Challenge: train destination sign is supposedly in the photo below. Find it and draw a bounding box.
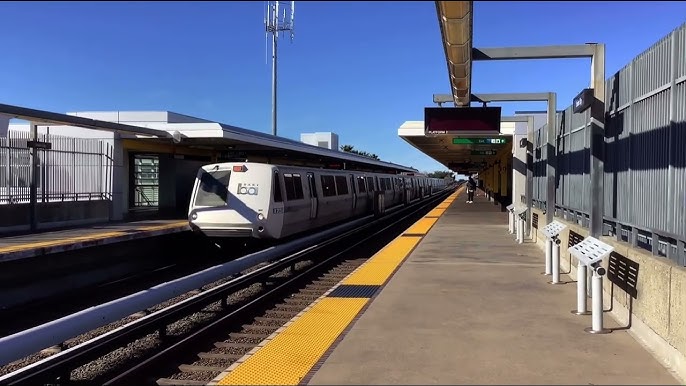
[425,106,502,135]
[452,137,508,145]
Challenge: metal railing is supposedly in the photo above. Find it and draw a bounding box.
[529,198,686,266]
[0,130,113,205]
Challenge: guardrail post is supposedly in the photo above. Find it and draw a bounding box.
[550,236,562,284]
[571,261,590,315]
[513,207,528,244]
[586,264,610,334]
[567,236,614,334]
[541,221,566,277]
[545,239,552,275]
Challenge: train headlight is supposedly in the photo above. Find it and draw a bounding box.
[257,213,264,221]
[191,212,198,221]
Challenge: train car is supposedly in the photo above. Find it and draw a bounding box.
[187,162,449,241]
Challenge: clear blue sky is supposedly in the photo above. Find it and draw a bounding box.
[1,1,685,173]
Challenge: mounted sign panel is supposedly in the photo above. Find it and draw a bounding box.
[27,141,52,150]
[453,137,508,145]
[471,150,497,156]
[425,106,502,135]
[572,88,595,114]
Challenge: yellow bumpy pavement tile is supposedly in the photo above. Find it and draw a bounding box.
[217,297,368,385]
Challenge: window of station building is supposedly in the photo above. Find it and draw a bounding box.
[357,176,366,193]
[320,175,336,197]
[273,172,283,202]
[334,175,349,195]
[283,173,305,200]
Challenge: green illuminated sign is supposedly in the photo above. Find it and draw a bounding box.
[452,137,508,145]
[471,150,497,156]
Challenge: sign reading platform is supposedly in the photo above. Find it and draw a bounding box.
[471,150,497,156]
[425,106,502,135]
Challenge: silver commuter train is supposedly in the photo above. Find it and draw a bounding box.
[187,162,450,240]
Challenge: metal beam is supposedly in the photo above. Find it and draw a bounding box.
[468,44,605,232]
[589,44,606,238]
[433,94,455,104]
[0,103,172,138]
[29,122,38,231]
[472,44,597,61]
[545,92,557,225]
[502,116,530,123]
[526,114,534,236]
[472,93,552,103]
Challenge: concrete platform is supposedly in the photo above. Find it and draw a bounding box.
[0,219,189,263]
[306,191,681,385]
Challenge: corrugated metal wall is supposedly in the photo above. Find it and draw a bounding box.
[531,22,686,264]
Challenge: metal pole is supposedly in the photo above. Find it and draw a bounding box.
[545,92,557,225]
[589,43,606,238]
[585,267,610,334]
[29,122,38,231]
[572,262,590,315]
[551,241,561,284]
[271,4,278,137]
[526,115,534,237]
[544,239,552,275]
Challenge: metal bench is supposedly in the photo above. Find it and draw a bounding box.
[559,229,584,275]
[568,230,584,248]
[606,251,639,329]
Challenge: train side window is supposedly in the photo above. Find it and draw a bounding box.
[292,174,304,199]
[320,175,336,197]
[335,175,349,195]
[283,173,297,200]
[357,176,366,193]
[273,172,283,203]
[366,177,374,191]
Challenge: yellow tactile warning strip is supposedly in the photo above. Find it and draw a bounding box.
[0,221,188,254]
[215,298,368,385]
[341,235,422,286]
[403,217,439,236]
[213,186,465,386]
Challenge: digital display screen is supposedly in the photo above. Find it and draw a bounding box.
[425,107,502,134]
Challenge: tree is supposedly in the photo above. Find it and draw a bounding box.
[340,144,380,160]
[426,170,455,179]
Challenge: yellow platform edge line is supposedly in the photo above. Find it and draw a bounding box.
[342,235,422,286]
[0,221,189,254]
[403,217,439,236]
[215,188,461,385]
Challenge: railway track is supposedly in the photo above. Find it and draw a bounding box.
[0,188,455,385]
[0,232,261,337]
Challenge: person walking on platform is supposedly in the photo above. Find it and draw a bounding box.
[466,176,476,203]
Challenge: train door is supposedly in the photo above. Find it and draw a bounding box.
[349,174,357,210]
[307,172,318,219]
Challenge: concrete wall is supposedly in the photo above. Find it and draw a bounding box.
[529,208,686,379]
[0,200,110,233]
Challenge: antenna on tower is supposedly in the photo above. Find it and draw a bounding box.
[265,1,295,137]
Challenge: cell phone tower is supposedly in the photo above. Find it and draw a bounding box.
[265,1,295,136]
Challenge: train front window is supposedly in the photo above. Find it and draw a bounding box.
[194,170,231,207]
